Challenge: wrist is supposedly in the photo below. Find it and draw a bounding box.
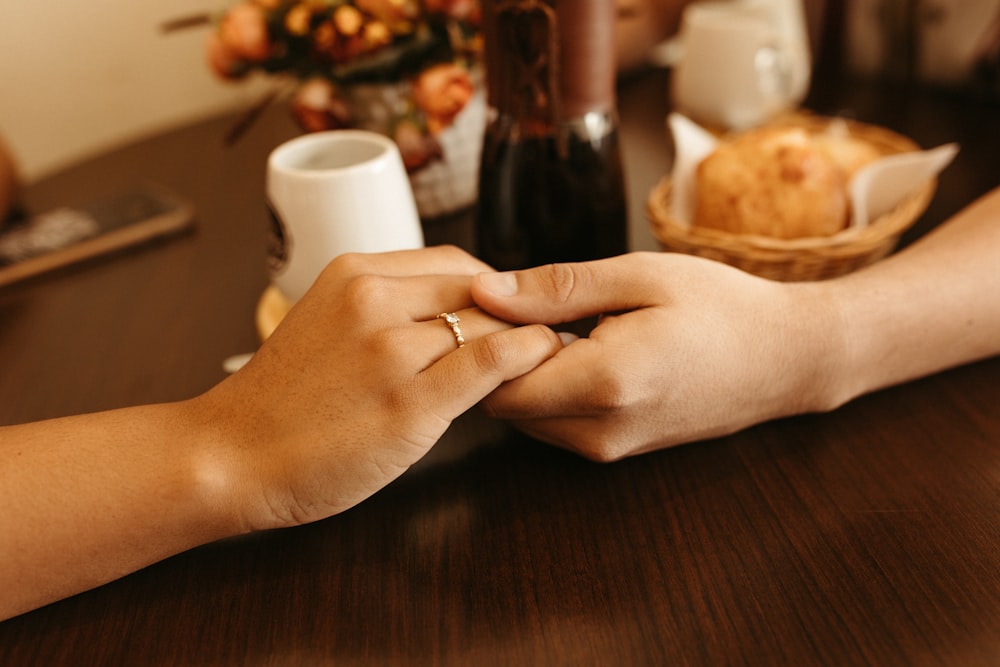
[173,394,266,538]
[783,280,857,415]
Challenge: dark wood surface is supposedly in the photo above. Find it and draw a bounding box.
[1,67,999,666]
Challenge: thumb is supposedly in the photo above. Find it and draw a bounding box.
[471,254,656,325]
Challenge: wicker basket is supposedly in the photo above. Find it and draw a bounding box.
[646,116,936,281]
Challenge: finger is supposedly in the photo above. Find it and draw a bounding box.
[508,417,597,456]
[393,274,480,321]
[471,252,663,325]
[420,308,515,362]
[417,324,563,420]
[482,300,666,420]
[476,337,604,420]
[327,273,479,323]
[508,416,650,463]
[330,245,493,280]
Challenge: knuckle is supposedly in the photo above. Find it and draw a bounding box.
[382,376,423,416]
[341,273,391,309]
[365,325,410,360]
[430,244,487,272]
[566,421,633,462]
[544,422,630,463]
[539,262,584,304]
[336,274,396,324]
[435,244,466,261]
[323,251,368,278]
[470,325,558,377]
[578,437,629,463]
[470,333,510,374]
[584,366,634,413]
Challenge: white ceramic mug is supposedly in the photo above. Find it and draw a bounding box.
[266,130,424,302]
[671,0,811,130]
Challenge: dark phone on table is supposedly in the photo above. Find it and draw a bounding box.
[0,184,195,287]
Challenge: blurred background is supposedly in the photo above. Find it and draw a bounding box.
[0,1,271,182]
[0,0,996,185]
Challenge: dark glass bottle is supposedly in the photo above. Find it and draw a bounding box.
[475,0,628,271]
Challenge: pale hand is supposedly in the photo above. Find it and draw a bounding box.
[471,252,838,460]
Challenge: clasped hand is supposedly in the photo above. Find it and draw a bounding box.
[470,251,839,460]
[203,246,562,531]
[216,245,838,534]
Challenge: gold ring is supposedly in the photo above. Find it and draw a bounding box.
[437,312,465,348]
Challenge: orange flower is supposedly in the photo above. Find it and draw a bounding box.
[355,0,420,34]
[314,18,373,63]
[289,78,353,132]
[333,6,364,36]
[423,0,479,22]
[412,63,473,134]
[283,3,313,36]
[186,0,485,161]
[217,2,271,62]
[362,21,393,50]
[205,32,246,79]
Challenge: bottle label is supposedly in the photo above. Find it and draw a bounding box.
[491,1,561,132]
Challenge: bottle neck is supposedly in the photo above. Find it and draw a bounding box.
[483,0,618,130]
[557,0,618,119]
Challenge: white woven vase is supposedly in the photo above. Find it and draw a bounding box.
[342,80,487,219]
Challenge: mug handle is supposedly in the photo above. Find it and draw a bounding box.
[754,39,811,109]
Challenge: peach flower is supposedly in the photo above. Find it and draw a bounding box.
[423,0,479,22]
[218,2,271,62]
[289,78,353,132]
[205,32,246,80]
[354,0,420,33]
[412,63,474,134]
[283,3,313,36]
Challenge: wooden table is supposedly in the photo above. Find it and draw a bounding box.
[1,67,999,665]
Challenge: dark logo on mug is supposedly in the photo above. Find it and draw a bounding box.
[266,202,289,276]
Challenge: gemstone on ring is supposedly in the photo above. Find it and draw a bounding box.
[437,312,465,348]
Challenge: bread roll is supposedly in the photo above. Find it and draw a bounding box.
[813,132,882,181]
[693,126,878,239]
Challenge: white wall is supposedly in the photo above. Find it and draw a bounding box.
[0,0,271,182]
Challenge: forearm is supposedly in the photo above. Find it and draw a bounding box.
[825,186,1000,405]
[0,400,245,620]
[0,246,561,619]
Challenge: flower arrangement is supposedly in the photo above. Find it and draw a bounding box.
[173,0,483,172]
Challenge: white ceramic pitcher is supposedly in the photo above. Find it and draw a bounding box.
[671,0,812,130]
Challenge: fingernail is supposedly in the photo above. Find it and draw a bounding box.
[557,332,579,346]
[478,271,518,297]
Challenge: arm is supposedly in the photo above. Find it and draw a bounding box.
[0,246,562,621]
[831,186,1000,399]
[471,186,1000,461]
